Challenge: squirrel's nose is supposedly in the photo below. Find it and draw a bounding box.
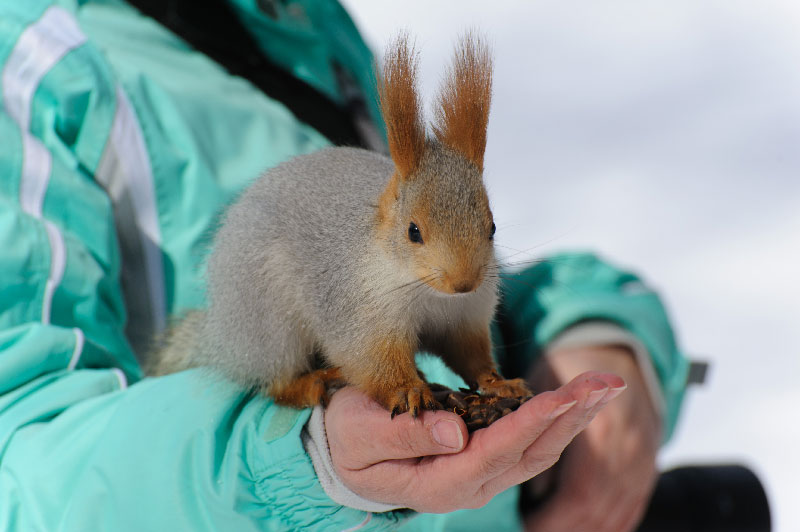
[452,279,476,293]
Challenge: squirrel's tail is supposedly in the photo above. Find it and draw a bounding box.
[143,310,205,376]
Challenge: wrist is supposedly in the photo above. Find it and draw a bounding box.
[305,404,406,513]
[547,344,638,383]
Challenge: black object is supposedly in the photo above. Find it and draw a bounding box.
[520,464,771,531]
[687,360,710,385]
[126,0,371,148]
[637,465,771,532]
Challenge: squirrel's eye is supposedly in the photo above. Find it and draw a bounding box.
[408,222,423,244]
[489,222,496,240]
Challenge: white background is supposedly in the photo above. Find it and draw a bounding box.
[341,1,799,530]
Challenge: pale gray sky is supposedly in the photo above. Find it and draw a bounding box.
[342,1,800,530]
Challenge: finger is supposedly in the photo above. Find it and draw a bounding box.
[359,380,595,512]
[615,491,654,532]
[341,373,612,511]
[325,387,468,470]
[524,493,597,532]
[524,395,655,532]
[468,372,621,462]
[478,373,626,495]
[525,471,621,532]
[521,372,626,461]
[574,421,657,531]
[415,371,614,499]
[544,484,647,532]
[334,374,620,514]
[522,445,616,532]
[606,463,658,531]
[586,469,649,532]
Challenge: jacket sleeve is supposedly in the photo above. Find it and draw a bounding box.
[1,368,410,531]
[0,3,409,530]
[495,252,690,440]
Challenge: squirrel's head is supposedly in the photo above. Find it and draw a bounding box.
[376,32,496,295]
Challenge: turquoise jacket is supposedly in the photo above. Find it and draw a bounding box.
[0,1,689,530]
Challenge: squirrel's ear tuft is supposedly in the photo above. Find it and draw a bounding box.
[433,32,493,172]
[379,33,426,179]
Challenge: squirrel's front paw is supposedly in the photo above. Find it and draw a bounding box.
[478,371,533,400]
[375,382,437,418]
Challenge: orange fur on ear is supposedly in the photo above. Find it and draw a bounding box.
[379,34,426,179]
[433,32,493,171]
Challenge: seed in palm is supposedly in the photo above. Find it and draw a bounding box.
[429,383,532,432]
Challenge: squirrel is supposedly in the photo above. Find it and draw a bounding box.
[147,33,532,416]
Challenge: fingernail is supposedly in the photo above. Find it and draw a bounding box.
[548,400,577,419]
[585,387,609,409]
[602,384,628,404]
[432,420,464,449]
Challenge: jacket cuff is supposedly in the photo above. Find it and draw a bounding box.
[302,405,407,513]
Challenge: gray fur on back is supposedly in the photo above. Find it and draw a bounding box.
[191,146,497,390]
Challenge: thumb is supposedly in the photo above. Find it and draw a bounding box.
[386,410,469,459]
[326,387,467,469]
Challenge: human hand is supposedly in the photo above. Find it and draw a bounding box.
[524,345,661,532]
[325,371,626,513]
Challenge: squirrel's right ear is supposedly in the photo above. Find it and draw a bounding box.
[379,34,425,180]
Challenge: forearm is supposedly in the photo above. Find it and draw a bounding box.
[1,369,409,531]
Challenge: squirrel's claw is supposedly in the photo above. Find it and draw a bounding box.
[424,397,439,411]
[384,382,435,419]
[479,376,533,400]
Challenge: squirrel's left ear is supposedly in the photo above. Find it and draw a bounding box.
[433,32,493,172]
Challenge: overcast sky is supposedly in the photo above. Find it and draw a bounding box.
[341,1,800,530]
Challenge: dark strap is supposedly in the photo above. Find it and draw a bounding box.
[126,0,370,148]
[687,360,709,385]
